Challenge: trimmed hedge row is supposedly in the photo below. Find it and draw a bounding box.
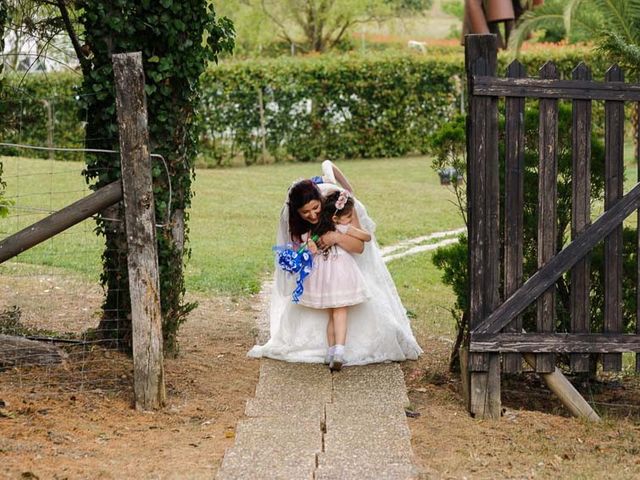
[1,46,610,165]
[198,52,463,165]
[0,72,85,161]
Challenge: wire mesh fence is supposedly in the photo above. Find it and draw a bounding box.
[0,91,133,396]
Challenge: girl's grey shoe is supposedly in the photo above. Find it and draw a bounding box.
[324,353,333,365]
[329,354,344,372]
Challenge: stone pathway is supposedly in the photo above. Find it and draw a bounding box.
[216,360,420,479]
[216,230,456,479]
[380,227,465,263]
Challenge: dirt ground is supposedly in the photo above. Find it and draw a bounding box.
[403,336,640,479]
[1,292,261,480]
[2,282,640,479]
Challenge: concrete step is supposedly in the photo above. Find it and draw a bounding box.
[217,416,323,480]
[232,416,322,450]
[217,445,316,480]
[315,456,420,480]
[253,360,332,402]
[332,363,410,407]
[244,397,326,418]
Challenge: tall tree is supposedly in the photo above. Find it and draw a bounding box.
[75,0,234,354]
[221,0,430,54]
[3,0,234,354]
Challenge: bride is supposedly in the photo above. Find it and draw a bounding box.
[248,160,422,366]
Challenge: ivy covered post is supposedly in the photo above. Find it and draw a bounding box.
[0,0,7,218]
[78,1,234,354]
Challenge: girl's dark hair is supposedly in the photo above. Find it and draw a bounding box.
[312,190,354,237]
[288,180,322,240]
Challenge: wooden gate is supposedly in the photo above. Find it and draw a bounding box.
[465,34,640,418]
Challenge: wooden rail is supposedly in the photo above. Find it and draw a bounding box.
[472,75,640,101]
[472,333,640,353]
[0,181,122,264]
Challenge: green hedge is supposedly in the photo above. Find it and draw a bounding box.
[0,72,84,161]
[1,46,610,165]
[198,52,463,165]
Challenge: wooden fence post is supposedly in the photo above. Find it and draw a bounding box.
[112,52,166,410]
[502,59,526,374]
[603,65,624,371]
[465,34,501,419]
[537,61,559,373]
[570,63,592,372]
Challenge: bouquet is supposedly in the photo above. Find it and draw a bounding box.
[273,235,318,303]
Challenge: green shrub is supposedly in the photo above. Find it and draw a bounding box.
[0,72,84,161]
[197,52,463,165]
[1,45,612,166]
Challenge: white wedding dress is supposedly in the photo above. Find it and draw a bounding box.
[248,161,423,366]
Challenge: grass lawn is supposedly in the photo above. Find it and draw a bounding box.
[0,155,463,298]
[188,157,462,294]
[0,156,104,279]
[387,250,458,338]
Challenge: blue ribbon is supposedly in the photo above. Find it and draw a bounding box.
[273,244,314,303]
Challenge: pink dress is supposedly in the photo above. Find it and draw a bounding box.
[298,224,370,309]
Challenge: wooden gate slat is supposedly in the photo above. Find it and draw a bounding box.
[637,102,640,373]
[503,60,526,373]
[570,63,592,372]
[604,65,625,372]
[537,61,559,373]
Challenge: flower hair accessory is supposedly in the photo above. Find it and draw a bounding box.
[335,190,350,211]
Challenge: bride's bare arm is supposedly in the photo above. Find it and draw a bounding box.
[322,160,354,193]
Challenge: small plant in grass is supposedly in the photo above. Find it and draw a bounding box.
[0,161,11,218]
[428,113,467,226]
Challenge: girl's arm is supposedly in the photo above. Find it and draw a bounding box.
[319,231,364,254]
[344,208,371,241]
[299,232,318,254]
[345,225,371,242]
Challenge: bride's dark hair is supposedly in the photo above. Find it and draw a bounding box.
[312,190,354,237]
[287,180,322,240]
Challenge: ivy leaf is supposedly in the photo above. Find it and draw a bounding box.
[148,56,160,63]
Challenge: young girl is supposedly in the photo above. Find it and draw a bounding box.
[298,190,371,371]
